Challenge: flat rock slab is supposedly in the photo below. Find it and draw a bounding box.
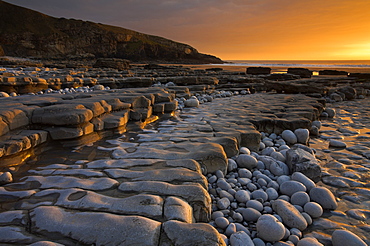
[105,167,207,188]
[86,158,201,172]
[161,220,226,246]
[35,188,164,220]
[0,187,36,202]
[30,206,161,246]
[118,181,211,222]
[17,176,118,191]
[115,142,227,174]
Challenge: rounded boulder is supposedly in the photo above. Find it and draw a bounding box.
[256,214,286,242]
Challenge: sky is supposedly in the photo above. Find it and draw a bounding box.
[4,0,370,60]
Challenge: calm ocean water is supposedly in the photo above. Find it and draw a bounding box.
[222,60,370,73]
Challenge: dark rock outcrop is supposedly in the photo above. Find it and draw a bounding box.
[0,1,223,64]
[93,58,131,70]
[287,68,312,78]
[246,67,271,75]
[319,70,348,76]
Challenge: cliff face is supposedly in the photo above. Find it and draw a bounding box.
[0,1,223,64]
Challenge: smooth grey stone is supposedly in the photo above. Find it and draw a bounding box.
[270,161,289,176]
[257,161,266,169]
[293,205,303,212]
[277,175,291,185]
[257,173,272,183]
[253,237,266,246]
[163,220,225,246]
[266,187,279,201]
[230,231,254,246]
[246,200,264,212]
[291,172,316,191]
[30,206,161,246]
[215,170,225,179]
[238,177,251,186]
[0,172,13,185]
[219,190,234,202]
[309,187,338,210]
[256,214,285,242]
[267,181,280,191]
[291,192,310,206]
[329,139,347,148]
[262,147,276,156]
[212,211,225,220]
[312,121,321,129]
[263,139,274,147]
[332,229,367,246]
[289,235,300,245]
[215,217,230,229]
[217,197,231,210]
[232,212,244,223]
[297,237,323,246]
[242,207,261,222]
[282,130,297,145]
[247,183,257,191]
[235,223,250,235]
[238,169,252,178]
[217,178,232,190]
[272,199,308,231]
[304,202,323,218]
[271,151,286,162]
[290,228,302,238]
[225,223,237,237]
[252,190,268,202]
[278,195,290,202]
[235,190,250,203]
[208,175,218,184]
[294,128,310,145]
[325,108,336,118]
[280,181,307,197]
[228,159,238,172]
[301,212,312,225]
[257,178,268,187]
[236,154,258,169]
[264,206,273,214]
[240,147,251,155]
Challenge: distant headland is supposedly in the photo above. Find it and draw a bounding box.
[0,0,223,64]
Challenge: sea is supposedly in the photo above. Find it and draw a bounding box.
[220,60,370,74]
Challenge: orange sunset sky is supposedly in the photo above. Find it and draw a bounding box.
[4,0,370,60]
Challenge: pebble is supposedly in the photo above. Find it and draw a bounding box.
[230,231,254,246]
[329,139,347,148]
[294,128,309,144]
[251,190,268,202]
[236,154,258,169]
[0,172,13,185]
[239,147,251,155]
[331,229,367,246]
[217,197,231,210]
[266,187,279,200]
[235,190,250,203]
[291,172,316,191]
[303,202,323,218]
[291,192,310,206]
[256,214,286,242]
[217,178,232,190]
[272,199,307,231]
[225,223,237,237]
[282,130,298,145]
[246,200,264,212]
[242,207,261,222]
[309,187,338,210]
[238,169,252,178]
[279,181,307,196]
[297,237,323,246]
[215,217,230,229]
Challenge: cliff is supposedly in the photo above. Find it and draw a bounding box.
[0,1,223,64]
